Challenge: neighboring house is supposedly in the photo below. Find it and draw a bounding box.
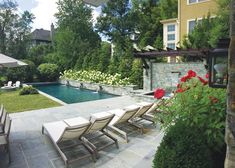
[161,0,218,62]
[31,23,55,46]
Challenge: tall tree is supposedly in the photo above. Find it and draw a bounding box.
[0,0,17,54]
[131,0,177,48]
[0,0,34,58]
[55,0,100,70]
[96,0,134,50]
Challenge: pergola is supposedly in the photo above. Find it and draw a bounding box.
[133,47,210,69]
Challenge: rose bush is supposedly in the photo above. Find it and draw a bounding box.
[156,70,226,150]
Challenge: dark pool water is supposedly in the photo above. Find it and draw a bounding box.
[34,84,117,104]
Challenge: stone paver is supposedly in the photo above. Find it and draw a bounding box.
[0,96,163,168]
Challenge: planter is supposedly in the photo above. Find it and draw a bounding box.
[59,79,138,96]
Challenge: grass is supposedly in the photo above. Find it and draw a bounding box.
[0,90,61,113]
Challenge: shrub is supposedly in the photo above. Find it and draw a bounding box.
[38,63,60,82]
[153,122,213,168]
[157,70,226,150]
[19,86,39,95]
[60,70,132,86]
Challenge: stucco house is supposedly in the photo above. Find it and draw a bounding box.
[160,0,218,62]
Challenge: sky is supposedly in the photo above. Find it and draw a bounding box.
[16,0,102,31]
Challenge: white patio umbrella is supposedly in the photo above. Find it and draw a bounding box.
[0,53,27,68]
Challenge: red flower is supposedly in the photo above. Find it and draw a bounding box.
[187,70,197,78]
[198,76,208,85]
[176,88,184,93]
[154,88,165,99]
[177,83,181,88]
[180,75,190,82]
[209,96,219,103]
[205,73,209,79]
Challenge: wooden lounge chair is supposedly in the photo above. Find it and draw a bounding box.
[107,106,142,142]
[42,117,95,167]
[0,107,7,134]
[82,112,119,158]
[0,115,12,164]
[130,102,154,124]
[141,96,175,124]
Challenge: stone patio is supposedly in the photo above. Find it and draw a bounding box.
[0,96,164,168]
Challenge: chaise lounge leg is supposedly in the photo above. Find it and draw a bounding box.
[107,125,128,143]
[102,130,119,149]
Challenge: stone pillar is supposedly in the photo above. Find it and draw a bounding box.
[225,1,235,167]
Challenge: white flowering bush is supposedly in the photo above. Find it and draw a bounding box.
[60,70,133,86]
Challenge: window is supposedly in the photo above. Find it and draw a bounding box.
[188,20,196,33]
[188,19,202,34]
[188,0,207,4]
[167,25,175,32]
[188,0,197,3]
[167,43,176,49]
[167,34,175,41]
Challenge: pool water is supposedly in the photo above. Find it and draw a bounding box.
[34,84,117,104]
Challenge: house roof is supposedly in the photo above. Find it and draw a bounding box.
[31,29,51,42]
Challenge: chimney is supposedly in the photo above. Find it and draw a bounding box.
[50,23,55,46]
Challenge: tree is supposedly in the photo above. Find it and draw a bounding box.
[0,0,34,58]
[28,44,53,66]
[131,0,177,48]
[96,0,134,50]
[55,0,101,70]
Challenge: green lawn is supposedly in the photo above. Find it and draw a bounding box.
[0,90,61,113]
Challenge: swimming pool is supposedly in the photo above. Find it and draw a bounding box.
[34,84,117,104]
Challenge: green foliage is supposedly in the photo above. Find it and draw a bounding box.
[129,59,143,88]
[54,0,101,70]
[96,42,112,72]
[0,76,7,86]
[28,44,53,66]
[0,0,34,58]
[60,70,132,86]
[153,121,213,168]
[37,63,60,82]
[19,86,39,95]
[96,0,134,50]
[182,0,230,49]
[158,75,226,150]
[158,0,178,19]
[3,59,37,82]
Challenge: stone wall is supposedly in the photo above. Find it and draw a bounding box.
[60,79,138,96]
[143,61,207,91]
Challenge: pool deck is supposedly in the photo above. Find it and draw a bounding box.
[0,96,164,168]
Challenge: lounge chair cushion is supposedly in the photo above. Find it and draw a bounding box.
[133,102,154,118]
[64,117,89,128]
[90,112,114,122]
[107,109,126,117]
[43,117,90,143]
[0,135,7,145]
[43,121,67,143]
